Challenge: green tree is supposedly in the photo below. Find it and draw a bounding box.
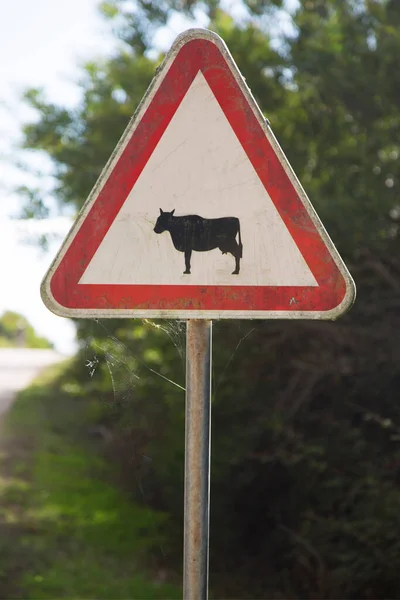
[0,311,53,348]
[16,1,400,598]
[20,0,400,256]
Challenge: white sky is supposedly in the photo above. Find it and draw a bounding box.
[0,0,125,354]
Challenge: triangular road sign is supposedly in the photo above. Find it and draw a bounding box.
[42,29,355,320]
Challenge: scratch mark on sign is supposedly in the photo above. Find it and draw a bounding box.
[151,139,188,172]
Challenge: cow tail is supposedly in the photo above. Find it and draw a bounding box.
[238,221,243,258]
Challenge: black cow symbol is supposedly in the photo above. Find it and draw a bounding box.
[153,209,243,275]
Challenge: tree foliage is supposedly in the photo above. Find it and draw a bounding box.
[0,311,53,348]
[18,0,400,597]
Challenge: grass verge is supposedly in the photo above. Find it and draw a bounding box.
[0,362,181,599]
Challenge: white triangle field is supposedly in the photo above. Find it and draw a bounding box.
[80,72,317,287]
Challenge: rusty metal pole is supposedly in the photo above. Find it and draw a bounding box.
[184,319,212,600]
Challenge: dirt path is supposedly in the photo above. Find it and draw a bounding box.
[0,349,64,416]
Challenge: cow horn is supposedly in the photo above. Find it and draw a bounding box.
[159,208,163,214]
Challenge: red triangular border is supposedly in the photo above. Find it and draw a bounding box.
[44,30,355,318]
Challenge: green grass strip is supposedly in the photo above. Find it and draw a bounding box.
[0,363,181,599]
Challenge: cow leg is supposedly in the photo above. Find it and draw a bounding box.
[219,239,241,274]
[222,240,240,274]
[233,252,240,275]
[230,243,240,274]
[184,249,192,274]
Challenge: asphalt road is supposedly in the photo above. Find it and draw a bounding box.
[0,348,64,416]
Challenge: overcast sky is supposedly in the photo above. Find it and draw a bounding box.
[0,0,120,353]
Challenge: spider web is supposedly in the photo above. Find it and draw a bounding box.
[80,316,257,567]
[82,319,256,402]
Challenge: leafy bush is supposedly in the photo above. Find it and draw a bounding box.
[0,311,53,348]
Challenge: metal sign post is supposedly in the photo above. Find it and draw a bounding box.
[184,320,212,600]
